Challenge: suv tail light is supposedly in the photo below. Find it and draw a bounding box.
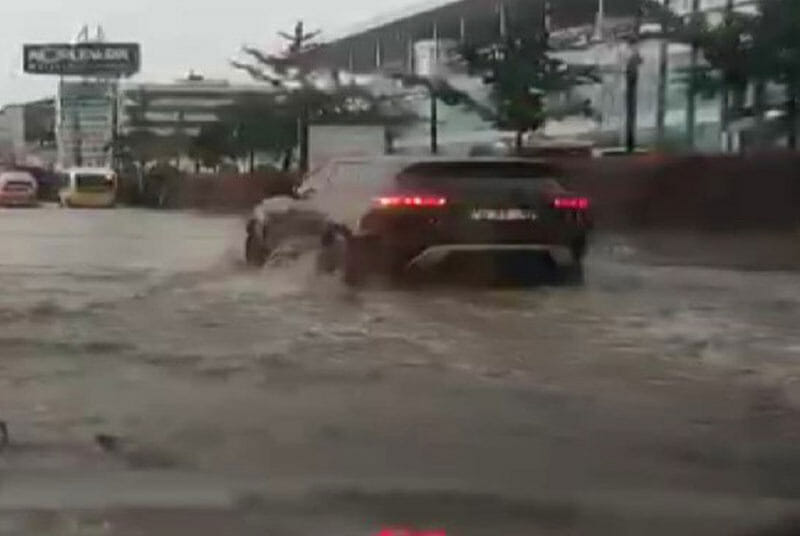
[375,195,447,208]
[553,196,590,210]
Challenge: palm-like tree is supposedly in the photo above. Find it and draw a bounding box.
[232,22,420,169]
[459,25,599,151]
[232,21,322,172]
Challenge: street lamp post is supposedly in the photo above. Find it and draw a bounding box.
[719,0,735,152]
[686,0,701,150]
[625,2,643,153]
[656,0,671,144]
[393,73,440,155]
[429,86,439,154]
[625,49,642,153]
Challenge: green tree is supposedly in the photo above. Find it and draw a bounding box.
[460,17,599,150]
[226,94,298,172]
[756,0,800,148]
[232,21,417,168]
[182,94,303,174]
[347,73,474,154]
[661,0,759,149]
[652,0,800,150]
[113,129,167,167]
[189,123,234,170]
[232,21,322,173]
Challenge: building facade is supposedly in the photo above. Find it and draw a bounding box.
[119,76,275,138]
[547,0,769,150]
[310,0,768,152]
[0,99,57,167]
[57,80,116,168]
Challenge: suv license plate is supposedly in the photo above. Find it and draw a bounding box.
[471,208,537,221]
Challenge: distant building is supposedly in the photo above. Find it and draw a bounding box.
[57,80,116,168]
[0,99,56,167]
[546,0,770,150]
[119,75,276,138]
[307,0,769,152]
[671,0,759,17]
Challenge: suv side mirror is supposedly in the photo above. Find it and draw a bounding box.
[294,187,316,200]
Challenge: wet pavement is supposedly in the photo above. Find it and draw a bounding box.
[1,206,800,535]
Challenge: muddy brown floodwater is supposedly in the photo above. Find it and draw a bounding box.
[1,206,800,535]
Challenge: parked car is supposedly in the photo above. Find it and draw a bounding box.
[245,156,592,285]
[10,165,59,201]
[57,167,117,208]
[0,170,38,207]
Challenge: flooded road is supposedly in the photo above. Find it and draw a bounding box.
[1,207,800,535]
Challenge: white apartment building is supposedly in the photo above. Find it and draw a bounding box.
[119,75,275,138]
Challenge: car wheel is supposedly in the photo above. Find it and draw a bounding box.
[245,230,269,268]
[571,235,588,262]
[566,237,588,284]
[316,226,343,274]
[343,235,372,287]
[559,261,585,285]
[384,248,414,282]
[545,251,584,286]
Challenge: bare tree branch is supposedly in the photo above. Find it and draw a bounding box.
[230,61,284,87]
[241,46,293,75]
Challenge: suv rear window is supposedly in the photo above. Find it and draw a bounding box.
[399,161,563,179]
[397,161,565,193]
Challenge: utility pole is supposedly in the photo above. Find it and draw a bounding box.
[753,80,765,149]
[432,21,440,74]
[686,0,700,150]
[429,86,439,154]
[391,72,440,154]
[71,89,83,168]
[655,0,670,144]
[542,0,552,45]
[719,0,734,152]
[594,0,605,41]
[430,21,440,154]
[625,51,642,152]
[110,79,120,169]
[297,104,310,173]
[499,1,507,38]
[788,83,798,150]
[625,1,643,153]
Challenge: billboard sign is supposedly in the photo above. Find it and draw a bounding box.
[24,43,140,76]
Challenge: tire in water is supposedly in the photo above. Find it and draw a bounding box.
[245,233,268,267]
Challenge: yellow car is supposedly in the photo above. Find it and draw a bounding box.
[58,167,117,208]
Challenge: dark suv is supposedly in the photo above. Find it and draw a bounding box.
[245,156,592,284]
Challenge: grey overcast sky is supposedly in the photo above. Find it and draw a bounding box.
[0,0,430,105]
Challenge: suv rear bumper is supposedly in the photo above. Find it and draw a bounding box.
[406,244,576,270]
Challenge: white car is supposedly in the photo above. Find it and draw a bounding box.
[0,170,38,207]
